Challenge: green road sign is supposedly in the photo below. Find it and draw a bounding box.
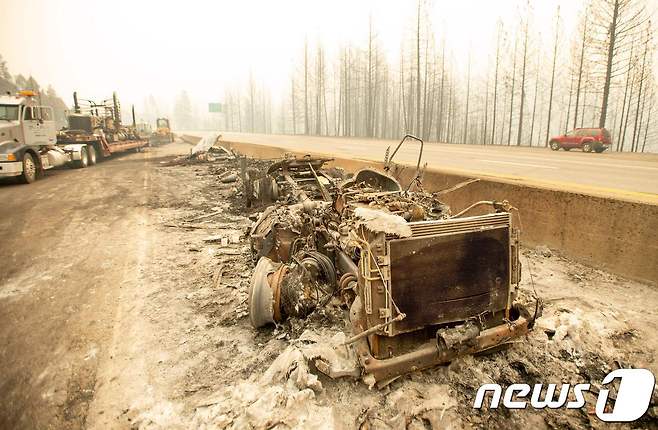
[209,103,223,113]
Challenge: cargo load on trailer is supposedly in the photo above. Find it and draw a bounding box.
[57,91,149,161]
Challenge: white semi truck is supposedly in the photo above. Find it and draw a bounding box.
[0,91,93,183]
[0,90,149,184]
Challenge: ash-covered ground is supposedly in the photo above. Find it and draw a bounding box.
[127,150,657,429]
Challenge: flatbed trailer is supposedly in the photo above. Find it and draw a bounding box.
[56,131,149,160]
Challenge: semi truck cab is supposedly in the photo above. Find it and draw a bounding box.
[0,91,57,183]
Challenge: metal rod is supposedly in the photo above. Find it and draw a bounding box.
[343,313,406,345]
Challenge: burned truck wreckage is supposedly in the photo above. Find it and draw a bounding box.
[246,135,540,386]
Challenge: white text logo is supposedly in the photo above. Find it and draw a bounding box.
[473,368,655,422]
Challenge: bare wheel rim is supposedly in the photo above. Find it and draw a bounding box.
[24,156,36,180]
[88,147,96,164]
[81,148,88,166]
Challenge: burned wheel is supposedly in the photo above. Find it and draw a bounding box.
[249,257,279,328]
[549,141,560,151]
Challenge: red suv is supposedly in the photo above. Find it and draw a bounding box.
[549,128,612,153]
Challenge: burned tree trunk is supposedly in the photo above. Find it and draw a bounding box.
[464,51,471,144]
[304,39,310,135]
[437,40,446,143]
[545,6,559,146]
[516,16,529,146]
[630,26,650,152]
[529,52,540,147]
[573,9,588,130]
[598,0,619,128]
[507,36,518,145]
[291,78,297,134]
[491,22,502,145]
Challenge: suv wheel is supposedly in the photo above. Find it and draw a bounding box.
[582,142,593,153]
[550,141,560,151]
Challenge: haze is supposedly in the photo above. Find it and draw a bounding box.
[1,0,591,108]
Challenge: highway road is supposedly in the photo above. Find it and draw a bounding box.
[190,132,658,204]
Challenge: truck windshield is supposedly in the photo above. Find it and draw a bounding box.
[0,105,19,121]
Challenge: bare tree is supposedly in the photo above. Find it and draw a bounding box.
[630,23,652,152]
[640,87,654,152]
[591,0,649,128]
[529,49,541,146]
[573,8,589,129]
[507,33,518,145]
[463,48,471,144]
[491,21,503,145]
[516,11,530,146]
[437,39,446,142]
[304,38,309,135]
[545,6,560,146]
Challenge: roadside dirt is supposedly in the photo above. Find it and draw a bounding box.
[0,142,656,429]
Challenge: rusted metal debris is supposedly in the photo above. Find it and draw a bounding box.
[245,135,540,387]
[242,154,339,207]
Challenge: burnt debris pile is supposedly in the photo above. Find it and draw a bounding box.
[242,135,540,387]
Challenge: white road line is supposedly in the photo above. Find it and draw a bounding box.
[478,159,560,169]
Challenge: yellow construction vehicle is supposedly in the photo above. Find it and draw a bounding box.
[150,117,174,145]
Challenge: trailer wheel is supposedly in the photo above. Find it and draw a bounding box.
[94,143,105,162]
[87,145,97,166]
[75,147,89,168]
[20,153,37,184]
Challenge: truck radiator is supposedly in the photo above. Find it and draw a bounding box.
[385,212,511,335]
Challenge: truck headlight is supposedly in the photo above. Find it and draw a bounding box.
[0,153,16,162]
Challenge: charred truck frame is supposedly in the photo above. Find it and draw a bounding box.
[57,92,149,160]
[247,135,538,386]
